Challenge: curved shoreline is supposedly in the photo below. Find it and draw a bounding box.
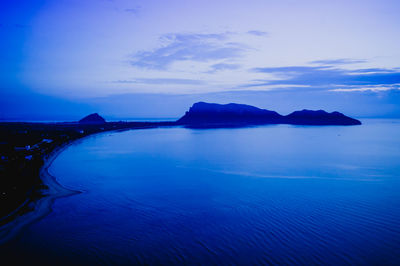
[0,126,163,245]
[0,140,81,244]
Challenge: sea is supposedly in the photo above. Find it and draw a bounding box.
[2,119,400,265]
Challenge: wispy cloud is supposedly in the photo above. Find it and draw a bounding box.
[130,32,247,70]
[247,30,268,37]
[347,68,398,74]
[207,63,241,73]
[113,78,204,85]
[250,64,400,90]
[330,84,400,92]
[310,58,367,65]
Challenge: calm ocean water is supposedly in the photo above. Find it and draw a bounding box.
[2,119,400,264]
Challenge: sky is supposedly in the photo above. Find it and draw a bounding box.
[1,0,400,120]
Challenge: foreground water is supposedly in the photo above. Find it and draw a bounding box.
[2,119,400,264]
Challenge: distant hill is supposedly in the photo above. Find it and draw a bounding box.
[177,102,284,126]
[285,110,361,125]
[79,113,106,124]
[177,102,361,127]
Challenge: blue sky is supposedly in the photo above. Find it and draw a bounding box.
[1,0,400,120]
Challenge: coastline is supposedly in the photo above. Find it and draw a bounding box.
[0,111,364,244]
[0,121,177,245]
[0,139,81,244]
[0,127,152,244]
[0,124,177,245]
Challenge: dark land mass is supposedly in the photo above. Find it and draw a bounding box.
[79,113,106,124]
[0,103,361,226]
[0,118,174,224]
[177,102,361,127]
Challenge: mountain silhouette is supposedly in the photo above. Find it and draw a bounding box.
[285,109,361,125]
[177,102,361,127]
[79,113,106,124]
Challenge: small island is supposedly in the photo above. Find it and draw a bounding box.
[177,102,361,127]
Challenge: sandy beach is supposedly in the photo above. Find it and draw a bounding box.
[0,140,80,244]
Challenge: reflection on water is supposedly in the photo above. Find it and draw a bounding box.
[2,119,400,264]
